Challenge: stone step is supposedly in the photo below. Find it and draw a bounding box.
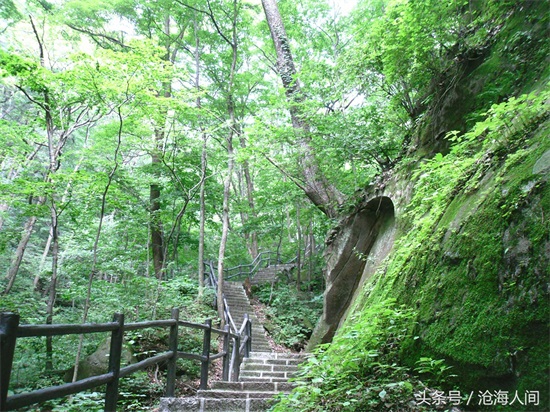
[226,304,251,310]
[222,281,272,353]
[248,351,305,360]
[210,381,296,392]
[197,389,283,399]
[239,376,289,383]
[159,276,304,412]
[227,309,257,316]
[244,351,304,365]
[242,359,300,368]
[160,397,276,412]
[239,370,296,380]
[241,363,298,373]
[249,264,295,285]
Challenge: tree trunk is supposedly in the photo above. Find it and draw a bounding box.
[149,14,180,280]
[216,0,239,322]
[150,177,164,279]
[198,137,207,298]
[3,214,39,294]
[295,203,302,291]
[239,136,259,259]
[45,203,59,371]
[195,16,207,299]
[34,225,53,289]
[34,159,83,289]
[261,0,344,218]
[307,221,314,290]
[217,143,233,322]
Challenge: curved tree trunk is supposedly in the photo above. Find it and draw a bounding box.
[3,214,39,294]
[261,0,344,219]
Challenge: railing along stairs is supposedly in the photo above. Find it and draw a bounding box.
[1,246,321,411]
[204,260,252,375]
[0,273,252,411]
[219,250,296,282]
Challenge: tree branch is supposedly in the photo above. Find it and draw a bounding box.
[66,23,130,49]
[262,153,307,194]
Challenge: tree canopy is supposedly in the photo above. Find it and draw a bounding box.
[1,0,548,409]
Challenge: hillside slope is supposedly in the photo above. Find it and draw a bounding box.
[284,2,549,411]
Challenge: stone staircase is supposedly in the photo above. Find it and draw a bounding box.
[159,279,305,412]
[160,352,303,411]
[250,263,295,286]
[223,281,271,352]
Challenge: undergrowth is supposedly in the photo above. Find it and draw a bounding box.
[271,300,454,411]
[6,273,217,411]
[274,87,549,411]
[252,281,323,350]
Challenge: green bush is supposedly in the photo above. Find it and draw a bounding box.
[252,281,322,350]
[271,300,439,411]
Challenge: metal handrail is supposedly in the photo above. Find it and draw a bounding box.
[222,250,289,281]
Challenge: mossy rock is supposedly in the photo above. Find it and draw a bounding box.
[64,337,135,382]
[315,92,549,410]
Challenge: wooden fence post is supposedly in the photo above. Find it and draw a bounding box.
[221,324,230,381]
[244,314,252,358]
[230,334,240,382]
[199,319,211,390]
[104,313,124,412]
[165,308,179,397]
[0,312,20,411]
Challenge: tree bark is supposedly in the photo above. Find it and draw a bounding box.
[295,202,302,291]
[3,214,39,294]
[150,177,165,279]
[261,0,344,218]
[150,15,181,279]
[307,220,314,290]
[29,15,69,371]
[217,139,234,322]
[216,0,239,322]
[239,136,259,259]
[34,224,52,289]
[195,16,207,298]
[45,201,59,371]
[198,136,207,298]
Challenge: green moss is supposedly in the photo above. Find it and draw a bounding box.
[341,90,550,409]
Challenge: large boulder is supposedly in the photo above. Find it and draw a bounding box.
[64,337,135,382]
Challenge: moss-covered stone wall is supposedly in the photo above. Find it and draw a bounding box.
[298,2,549,410]
[315,90,549,408]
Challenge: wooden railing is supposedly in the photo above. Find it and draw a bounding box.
[205,260,248,339]
[0,308,252,411]
[218,243,322,282]
[218,251,289,281]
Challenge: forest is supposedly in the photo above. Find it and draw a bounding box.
[0,0,549,411]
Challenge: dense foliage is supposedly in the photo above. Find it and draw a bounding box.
[272,300,424,411]
[1,0,548,410]
[252,280,323,350]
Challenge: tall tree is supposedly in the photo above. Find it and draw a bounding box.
[261,0,344,219]
[236,136,259,259]
[63,0,195,279]
[210,0,240,322]
[193,15,208,298]
[1,16,102,295]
